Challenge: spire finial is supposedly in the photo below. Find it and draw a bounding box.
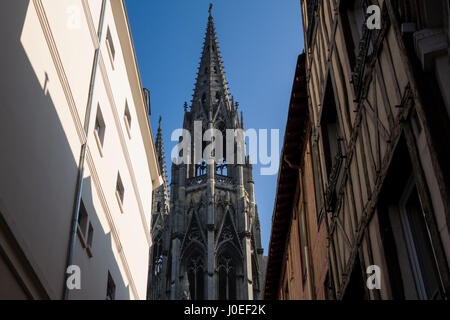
[158,116,162,129]
[209,3,213,17]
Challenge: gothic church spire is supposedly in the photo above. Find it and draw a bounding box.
[190,4,233,120]
[155,116,168,187]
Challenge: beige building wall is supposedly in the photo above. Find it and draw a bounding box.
[0,0,161,300]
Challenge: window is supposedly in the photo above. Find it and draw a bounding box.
[143,88,151,116]
[216,161,228,176]
[77,200,93,256]
[306,0,318,45]
[151,238,164,276]
[214,66,218,74]
[106,272,115,300]
[87,223,94,248]
[298,207,308,283]
[321,79,343,178]
[321,78,344,212]
[340,0,365,69]
[218,255,236,300]
[399,180,443,299]
[116,173,125,212]
[201,93,207,105]
[155,256,163,275]
[187,256,204,300]
[311,137,324,218]
[77,200,88,237]
[94,105,106,148]
[124,101,131,128]
[124,100,131,138]
[116,173,124,203]
[379,139,445,300]
[86,222,94,258]
[106,27,115,63]
[393,0,447,29]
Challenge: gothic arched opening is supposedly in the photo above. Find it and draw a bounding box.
[187,255,205,300]
[217,254,237,300]
[151,237,164,277]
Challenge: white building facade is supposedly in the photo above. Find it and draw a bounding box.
[0,0,161,300]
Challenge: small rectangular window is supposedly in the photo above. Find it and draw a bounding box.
[340,0,374,71]
[106,27,115,62]
[95,105,106,147]
[399,180,443,299]
[87,222,94,248]
[124,101,131,128]
[124,100,132,138]
[106,272,116,300]
[116,173,124,204]
[77,200,88,238]
[311,137,324,219]
[299,207,308,284]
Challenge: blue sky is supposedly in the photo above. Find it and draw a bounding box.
[125,0,304,252]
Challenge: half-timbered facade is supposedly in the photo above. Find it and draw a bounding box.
[299,0,450,299]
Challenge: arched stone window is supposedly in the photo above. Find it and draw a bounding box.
[187,256,205,300]
[202,93,207,104]
[151,238,163,276]
[196,160,207,176]
[156,255,163,274]
[216,160,227,176]
[218,255,236,300]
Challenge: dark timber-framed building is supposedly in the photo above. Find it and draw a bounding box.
[298,0,450,299]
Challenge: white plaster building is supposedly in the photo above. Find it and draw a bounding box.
[0,0,161,300]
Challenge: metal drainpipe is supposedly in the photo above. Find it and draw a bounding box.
[62,0,108,300]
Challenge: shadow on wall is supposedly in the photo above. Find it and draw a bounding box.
[0,0,129,300]
[68,176,131,300]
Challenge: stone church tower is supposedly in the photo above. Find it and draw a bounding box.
[147,117,171,300]
[148,5,264,300]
